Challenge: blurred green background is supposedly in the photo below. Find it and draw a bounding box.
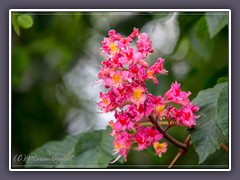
[11,11,229,168]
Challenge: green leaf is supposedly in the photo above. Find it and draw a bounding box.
[171,12,203,55]
[17,14,34,29]
[66,127,114,168]
[190,82,228,164]
[190,16,212,60]
[25,132,80,168]
[217,84,229,138]
[205,12,228,38]
[217,77,228,84]
[25,127,114,168]
[12,13,20,36]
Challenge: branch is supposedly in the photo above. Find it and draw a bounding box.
[148,115,187,151]
[168,135,191,168]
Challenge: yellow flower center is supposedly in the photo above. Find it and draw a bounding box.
[156,105,165,113]
[147,70,154,77]
[102,98,110,105]
[115,143,121,149]
[109,120,114,129]
[112,73,121,83]
[132,88,142,100]
[154,142,165,150]
[109,43,118,54]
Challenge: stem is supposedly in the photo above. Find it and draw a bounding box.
[164,123,173,133]
[138,121,168,126]
[168,135,191,168]
[148,115,187,151]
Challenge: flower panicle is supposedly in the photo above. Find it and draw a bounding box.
[96,28,200,162]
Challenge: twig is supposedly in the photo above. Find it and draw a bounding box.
[168,135,191,168]
[220,144,228,152]
[168,149,184,169]
[164,123,173,133]
[148,115,188,151]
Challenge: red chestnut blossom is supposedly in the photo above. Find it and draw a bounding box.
[97,28,199,162]
[145,94,167,119]
[114,111,134,131]
[97,92,116,113]
[164,81,191,107]
[166,105,200,128]
[129,86,147,108]
[113,131,133,162]
[127,104,145,122]
[153,142,168,158]
[147,58,168,85]
[136,32,154,58]
[134,126,162,151]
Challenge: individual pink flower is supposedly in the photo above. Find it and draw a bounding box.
[136,32,154,58]
[153,142,168,158]
[114,112,134,131]
[134,131,148,151]
[129,86,147,108]
[127,104,145,122]
[147,58,168,86]
[155,105,166,120]
[98,66,111,80]
[102,39,118,55]
[178,106,199,128]
[109,43,120,55]
[128,27,139,39]
[145,94,166,119]
[121,71,133,83]
[129,64,148,81]
[119,47,134,65]
[113,86,131,106]
[165,105,199,128]
[97,91,118,113]
[109,120,117,137]
[104,71,123,89]
[144,126,163,143]
[113,131,133,161]
[134,126,163,151]
[134,52,149,68]
[164,81,191,107]
[97,92,110,109]
[101,29,123,56]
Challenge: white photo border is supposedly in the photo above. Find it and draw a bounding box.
[9,9,231,171]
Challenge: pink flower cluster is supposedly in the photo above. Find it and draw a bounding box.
[97,28,199,162]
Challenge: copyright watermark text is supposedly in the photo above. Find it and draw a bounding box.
[13,154,74,163]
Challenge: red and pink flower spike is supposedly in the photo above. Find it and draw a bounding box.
[97,28,199,162]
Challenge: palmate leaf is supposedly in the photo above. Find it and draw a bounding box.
[217,85,229,138]
[25,127,114,168]
[190,82,228,164]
